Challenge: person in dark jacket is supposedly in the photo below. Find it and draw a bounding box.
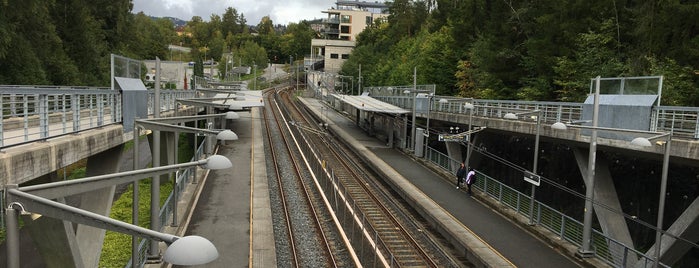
[455,162,467,189]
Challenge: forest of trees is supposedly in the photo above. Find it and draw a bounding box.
[0,0,697,106]
[341,0,699,106]
[0,0,314,87]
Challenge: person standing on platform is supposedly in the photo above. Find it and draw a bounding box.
[455,162,467,189]
[465,168,476,196]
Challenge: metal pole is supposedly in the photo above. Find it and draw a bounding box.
[578,76,601,256]
[411,67,417,151]
[653,134,672,267]
[132,124,140,266]
[150,58,162,259]
[172,170,179,227]
[6,205,20,268]
[358,64,362,94]
[529,113,541,224]
[465,108,473,168]
[425,96,431,158]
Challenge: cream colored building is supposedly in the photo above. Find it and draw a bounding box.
[309,1,388,74]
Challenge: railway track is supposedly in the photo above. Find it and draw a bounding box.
[262,87,348,267]
[268,88,462,267]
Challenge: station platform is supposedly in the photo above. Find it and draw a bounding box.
[298,96,594,268]
[178,95,599,268]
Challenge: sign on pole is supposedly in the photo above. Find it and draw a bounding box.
[524,171,541,186]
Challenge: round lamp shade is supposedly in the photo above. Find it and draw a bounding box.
[204,155,233,170]
[631,137,653,147]
[551,122,567,130]
[216,130,239,141]
[503,113,518,120]
[163,235,219,265]
[225,111,240,119]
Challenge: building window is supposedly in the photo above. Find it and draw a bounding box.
[341,25,350,34]
[341,15,351,23]
[330,54,339,59]
[341,54,350,59]
[340,36,350,41]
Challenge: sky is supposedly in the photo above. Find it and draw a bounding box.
[132,0,331,25]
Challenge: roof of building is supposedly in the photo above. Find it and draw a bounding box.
[336,1,388,9]
[331,94,409,114]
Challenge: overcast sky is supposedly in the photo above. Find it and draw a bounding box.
[132,0,331,25]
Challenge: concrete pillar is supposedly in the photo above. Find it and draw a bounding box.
[572,147,637,267]
[387,116,394,148]
[640,196,699,267]
[18,145,125,268]
[445,142,464,173]
[415,127,425,157]
[402,114,408,149]
[23,206,84,268]
[75,144,125,268]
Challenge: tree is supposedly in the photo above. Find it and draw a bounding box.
[222,7,241,36]
[257,16,275,35]
[280,21,315,63]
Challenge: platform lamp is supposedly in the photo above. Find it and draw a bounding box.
[503,110,542,225]
[552,122,672,266]
[3,155,232,268]
[134,115,238,262]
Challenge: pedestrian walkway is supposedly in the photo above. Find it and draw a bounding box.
[173,106,275,268]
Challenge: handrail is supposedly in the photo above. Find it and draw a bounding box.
[423,146,671,267]
[371,92,699,140]
[0,88,196,148]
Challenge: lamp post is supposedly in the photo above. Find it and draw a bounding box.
[503,110,541,225]
[424,93,434,158]
[464,102,475,168]
[3,155,232,268]
[552,122,672,266]
[134,113,238,261]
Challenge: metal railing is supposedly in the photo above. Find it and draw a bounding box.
[370,90,699,140]
[0,86,120,148]
[0,87,197,148]
[424,146,669,267]
[292,120,450,267]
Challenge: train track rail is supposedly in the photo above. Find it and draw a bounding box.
[273,88,460,267]
[262,87,346,267]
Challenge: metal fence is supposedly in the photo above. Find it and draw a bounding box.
[291,121,453,267]
[126,138,206,268]
[370,90,699,140]
[424,146,669,267]
[0,87,197,148]
[0,86,120,148]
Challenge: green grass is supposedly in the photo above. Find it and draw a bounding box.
[99,132,193,267]
[98,179,173,267]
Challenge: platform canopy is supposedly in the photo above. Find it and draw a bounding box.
[212,90,264,110]
[331,94,410,114]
